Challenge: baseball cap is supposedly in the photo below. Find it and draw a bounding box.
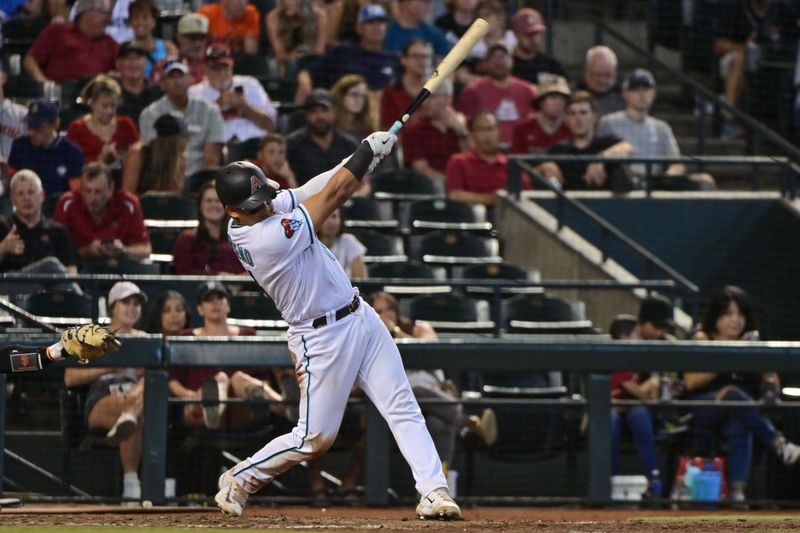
[358,4,388,23]
[512,8,546,34]
[485,42,510,57]
[162,59,189,75]
[622,68,656,90]
[118,40,150,59]
[196,280,231,303]
[108,281,148,308]
[304,88,333,110]
[609,313,638,340]
[638,295,674,329]
[74,0,106,17]
[154,113,187,137]
[26,100,58,129]
[206,42,234,66]
[535,75,571,101]
[177,13,209,35]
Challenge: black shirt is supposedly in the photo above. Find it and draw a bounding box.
[115,77,163,123]
[309,43,399,91]
[512,52,568,85]
[548,134,624,190]
[0,215,78,272]
[716,0,799,45]
[286,127,359,185]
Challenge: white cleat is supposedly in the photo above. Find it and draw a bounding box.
[415,487,461,520]
[215,472,249,517]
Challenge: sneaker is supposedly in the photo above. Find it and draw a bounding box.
[778,440,800,465]
[122,478,141,500]
[202,379,227,430]
[473,408,498,447]
[107,413,137,442]
[415,487,461,520]
[215,472,249,517]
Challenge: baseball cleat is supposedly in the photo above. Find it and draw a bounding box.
[415,487,461,520]
[215,472,249,517]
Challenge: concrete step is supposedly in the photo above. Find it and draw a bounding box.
[678,136,748,156]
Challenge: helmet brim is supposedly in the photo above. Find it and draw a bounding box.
[229,183,278,210]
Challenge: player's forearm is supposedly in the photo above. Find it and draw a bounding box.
[292,159,346,204]
[125,242,152,260]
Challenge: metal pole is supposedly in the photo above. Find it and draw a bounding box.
[587,373,611,505]
[364,399,390,506]
[142,368,168,503]
[0,373,5,496]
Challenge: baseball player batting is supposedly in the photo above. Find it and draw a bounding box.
[212,132,461,520]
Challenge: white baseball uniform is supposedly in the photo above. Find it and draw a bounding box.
[224,172,448,498]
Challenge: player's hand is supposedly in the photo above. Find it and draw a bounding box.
[60,323,123,364]
[363,132,397,174]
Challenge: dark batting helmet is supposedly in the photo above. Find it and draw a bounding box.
[215,161,280,210]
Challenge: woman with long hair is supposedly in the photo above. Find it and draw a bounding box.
[146,290,190,336]
[121,113,187,194]
[330,74,378,139]
[172,180,245,275]
[316,208,366,278]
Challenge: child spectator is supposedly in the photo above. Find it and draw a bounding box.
[252,134,298,190]
[127,0,177,78]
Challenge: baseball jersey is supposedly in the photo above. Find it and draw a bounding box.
[227,190,354,325]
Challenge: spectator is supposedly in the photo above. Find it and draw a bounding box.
[23,0,118,83]
[198,0,260,54]
[326,0,393,45]
[384,0,450,56]
[435,0,477,46]
[114,40,164,123]
[127,0,177,78]
[122,114,188,195]
[140,60,225,177]
[0,170,78,279]
[330,74,378,139]
[63,280,147,500]
[188,43,277,144]
[265,0,327,78]
[456,43,536,149]
[470,0,516,63]
[152,13,209,84]
[402,78,468,181]
[598,69,715,190]
[317,208,366,278]
[147,289,189,336]
[511,75,571,155]
[172,180,245,275]
[307,4,397,91]
[0,62,27,189]
[52,162,151,262]
[445,111,511,207]
[286,89,359,185]
[380,38,431,129]
[578,45,625,115]
[510,8,567,85]
[8,100,84,196]
[67,75,139,166]
[251,134,298,190]
[543,91,633,191]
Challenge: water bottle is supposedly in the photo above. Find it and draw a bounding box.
[659,376,672,401]
[649,469,662,498]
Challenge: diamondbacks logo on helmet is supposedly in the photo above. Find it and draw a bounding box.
[250,175,263,194]
[281,218,302,238]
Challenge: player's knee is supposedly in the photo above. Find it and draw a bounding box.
[303,430,337,457]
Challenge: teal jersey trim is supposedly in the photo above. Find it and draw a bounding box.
[298,205,315,246]
[288,189,297,210]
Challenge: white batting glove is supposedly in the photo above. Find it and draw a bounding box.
[363,132,397,175]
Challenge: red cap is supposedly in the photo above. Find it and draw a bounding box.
[511,8,546,34]
[206,42,234,66]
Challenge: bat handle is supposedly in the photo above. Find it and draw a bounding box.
[388,120,403,135]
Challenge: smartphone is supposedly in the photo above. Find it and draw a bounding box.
[234,86,244,95]
[101,237,115,246]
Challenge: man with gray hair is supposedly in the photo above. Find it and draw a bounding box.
[578,45,625,115]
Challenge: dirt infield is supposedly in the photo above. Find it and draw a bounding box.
[4,505,800,532]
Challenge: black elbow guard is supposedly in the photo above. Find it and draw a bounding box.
[342,142,373,181]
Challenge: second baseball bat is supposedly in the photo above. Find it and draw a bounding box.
[388,18,490,135]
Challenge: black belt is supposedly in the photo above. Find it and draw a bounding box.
[312,296,360,329]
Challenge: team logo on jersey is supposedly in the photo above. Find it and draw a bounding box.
[281,218,302,238]
[250,175,264,194]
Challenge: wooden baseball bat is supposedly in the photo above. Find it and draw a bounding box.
[388,18,490,135]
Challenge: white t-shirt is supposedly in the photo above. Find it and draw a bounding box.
[329,233,366,277]
[0,99,27,162]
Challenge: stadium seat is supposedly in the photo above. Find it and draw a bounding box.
[502,294,595,334]
[3,72,43,99]
[370,169,442,202]
[83,255,161,275]
[228,291,286,330]
[409,230,501,267]
[226,138,261,162]
[23,291,93,324]
[232,53,271,77]
[456,262,541,298]
[183,168,220,197]
[408,293,493,333]
[147,226,185,266]
[261,77,297,103]
[349,229,406,263]
[367,261,437,280]
[366,262,449,296]
[0,196,12,218]
[140,193,196,220]
[342,197,396,231]
[1,18,47,54]
[405,199,492,234]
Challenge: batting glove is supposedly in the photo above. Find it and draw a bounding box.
[363,132,397,174]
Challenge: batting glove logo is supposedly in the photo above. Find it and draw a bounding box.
[281,218,303,238]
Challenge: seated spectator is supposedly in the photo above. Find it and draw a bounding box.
[511,75,571,155]
[198,0,260,54]
[327,0,393,45]
[542,91,633,191]
[0,170,78,281]
[317,208,366,278]
[470,0,516,64]
[402,78,468,181]
[152,13,210,84]
[598,69,715,190]
[127,0,177,78]
[52,162,151,262]
[140,60,225,178]
[168,280,285,430]
[307,4,397,92]
[23,0,118,83]
[435,0,477,46]
[456,43,536,150]
[172,180,245,275]
[252,134,298,190]
[0,64,28,190]
[286,89,359,185]
[577,45,625,115]
[331,74,378,140]
[188,43,277,143]
[122,114,187,195]
[510,8,566,85]
[265,0,327,78]
[380,38,431,129]
[8,100,84,196]
[114,40,164,123]
[683,286,800,502]
[67,75,139,166]
[384,0,450,56]
[147,289,189,336]
[63,280,147,500]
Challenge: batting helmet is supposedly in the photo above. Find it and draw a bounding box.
[215,161,280,210]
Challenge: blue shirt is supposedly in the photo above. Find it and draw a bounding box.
[8,135,84,196]
[384,22,451,56]
[310,43,399,91]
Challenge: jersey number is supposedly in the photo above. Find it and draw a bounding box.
[231,240,254,267]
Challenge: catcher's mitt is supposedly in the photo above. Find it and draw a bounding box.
[61,324,122,364]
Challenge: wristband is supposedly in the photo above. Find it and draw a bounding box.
[342,142,373,181]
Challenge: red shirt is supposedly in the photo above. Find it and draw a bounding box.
[445,149,509,195]
[511,116,570,154]
[27,23,118,83]
[455,76,537,147]
[402,116,462,174]
[66,116,139,163]
[380,80,413,129]
[51,189,150,248]
[172,229,246,275]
